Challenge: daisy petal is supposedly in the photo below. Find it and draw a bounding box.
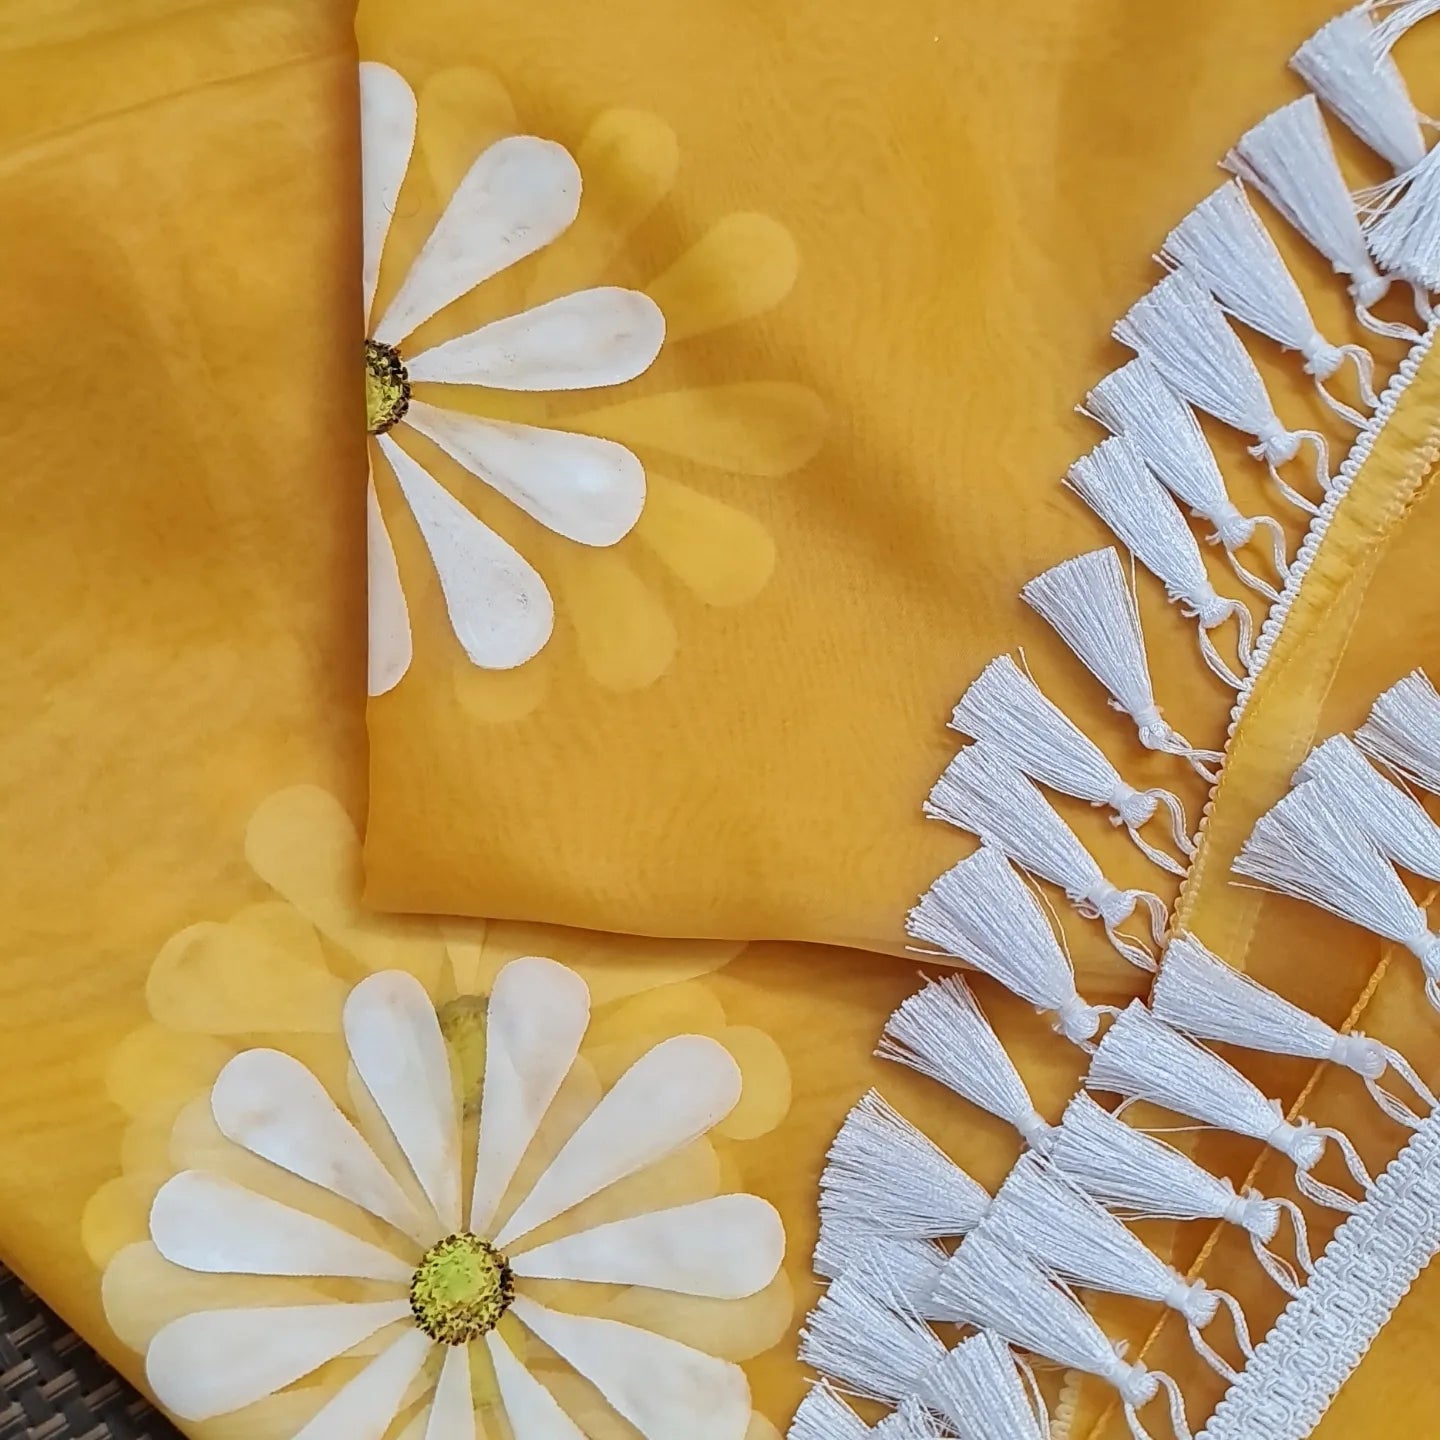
[374,135,581,346]
[378,433,553,670]
[150,1172,413,1282]
[512,1299,750,1440]
[406,287,665,391]
[494,1036,740,1248]
[368,476,413,696]
[211,1049,429,1245]
[146,1300,410,1421]
[509,1195,784,1298]
[360,64,418,327]
[470,957,591,1235]
[404,401,645,547]
[423,1344,475,1440]
[486,1331,586,1440]
[293,1328,434,1440]
[344,971,462,1233]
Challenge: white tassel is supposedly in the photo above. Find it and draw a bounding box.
[1297,733,1440,880]
[1234,779,1440,1007]
[951,656,1193,873]
[873,1399,943,1440]
[1088,1001,1373,1212]
[813,1218,950,1304]
[1066,437,1255,687]
[1364,144,1440,289]
[930,1232,1193,1440]
[908,846,1111,1042]
[1051,1092,1313,1295]
[919,1331,1051,1440]
[788,1383,872,1440]
[799,1259,948,1404]
[1161,180,1377,423]
[1291,7,1428,174]
[1022,547,1223,778]
[925,745,1166,968]
[1114,270,1328,512]
[1355,668,1440,791]
[1084,357,1287,598]
[1155,930,1435,1131]
[1224,96,1421,341]
[878,974,1057,1150]
[820,1089,992,1241]
[982,1154,1254,1380]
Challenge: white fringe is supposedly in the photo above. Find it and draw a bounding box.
[983,1153,1254,1380]
[788,1382,872,1440]
[950,655,1193,873]
[1225,95,1421,341]
[872,1398,942,1440]
[1051,1091,1314,1295]
[1233,778,1440,1007]
[820,1088,992,1241]
[1355,668,1440,792]
[798,1260,948,1404]
[1155,930,1436,1130]
[1297,733,1440,881]
[920,1331,1051,1440]
[878,973,1057,1149]
[1066,436,1255,687]
[1087,1001,1373,1212]
[1372,0,1440,50]
[1364,143,1440,290]
[1084,357,1288,598]
[908,845,1110,1043]
[925,744,1166,968]
[1291,6,1428,174]
[1113,269,1329,511]
[1162,180,1377,423]
[930,1232,1193,1440]
[813,1218,950,1303]
[1022,547,1224,778]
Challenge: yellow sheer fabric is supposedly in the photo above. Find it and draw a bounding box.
[2,3,1440,1440]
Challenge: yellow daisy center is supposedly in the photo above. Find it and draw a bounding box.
[409,1233,514,1345]
[365,339,410,434]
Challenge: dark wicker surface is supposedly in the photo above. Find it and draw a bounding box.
[0,1268,178,1440]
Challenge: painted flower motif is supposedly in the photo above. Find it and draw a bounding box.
[87,787,795,1440]
[362,60,667,693]
[141,959,784,1440]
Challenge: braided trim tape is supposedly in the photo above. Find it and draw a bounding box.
[1199,1108,1440,1438]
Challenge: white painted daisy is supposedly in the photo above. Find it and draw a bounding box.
[361,62,667,694]
[141,958,784,1440]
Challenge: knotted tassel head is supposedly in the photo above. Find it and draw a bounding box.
[1066,436,1254,687]
[788,1382,872,1440]
[1155,930,1435,1131]
[1161,180,1375,421]
[1291,7,1427,174]
[983,1153,1250,1378]
[931,1232,1193,1440]
[1224,96,1415,340]
[1296,733,1440,882]
[907,846,1107,1043]
[919,1331,1049,1440]
[820,1088,992,1242]
[1356,668,1440,794]
[1088,1002,1371,1212]
[1113,270,1326,511]
[924,742,1165,968]
[1085,357,1286,597]
[1022,547,1222,778]
[1234,778,1440,990]
[950,654,1192,872]
[877,973,1057,1149]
